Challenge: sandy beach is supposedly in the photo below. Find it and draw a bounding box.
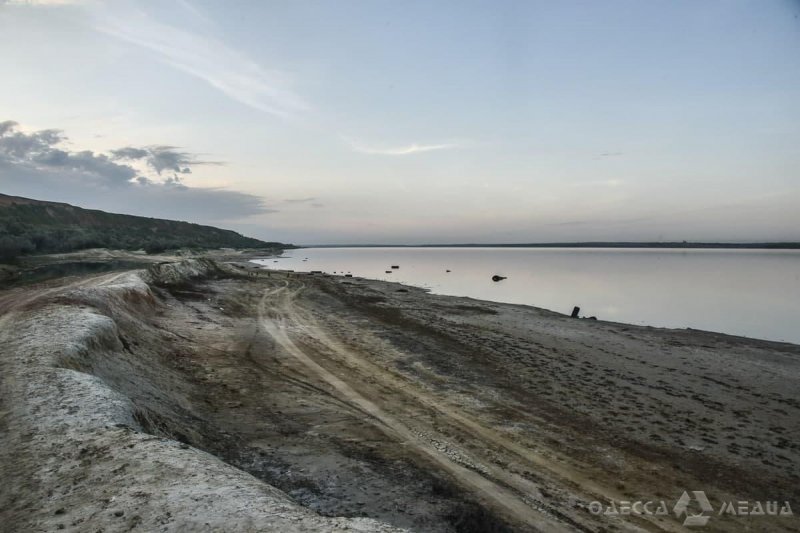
[1,258,798,532]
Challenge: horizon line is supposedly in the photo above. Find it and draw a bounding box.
[289,241,800,250]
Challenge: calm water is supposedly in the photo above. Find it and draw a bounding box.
[253,247,800,344]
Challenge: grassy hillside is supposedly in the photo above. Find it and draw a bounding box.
[0,194,288,261]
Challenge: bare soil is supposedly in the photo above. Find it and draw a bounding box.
[1,260,798,532]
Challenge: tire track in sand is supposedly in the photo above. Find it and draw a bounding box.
[257,280,570,532]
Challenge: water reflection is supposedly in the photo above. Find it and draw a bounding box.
[254,247,800,344]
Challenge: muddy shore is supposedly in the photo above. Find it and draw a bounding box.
[1,259,798,532]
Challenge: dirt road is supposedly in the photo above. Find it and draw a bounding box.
[258,280,575,531]
[242,272,797,531]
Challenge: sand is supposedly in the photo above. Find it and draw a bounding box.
[0,259,798,532]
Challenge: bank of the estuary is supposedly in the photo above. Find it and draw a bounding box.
[1,260,798,532]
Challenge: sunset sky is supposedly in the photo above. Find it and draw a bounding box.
[1,0,799,244]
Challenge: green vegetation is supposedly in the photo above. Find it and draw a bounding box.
[0,194,287,261]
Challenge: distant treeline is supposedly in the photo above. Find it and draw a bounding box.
[418,242,800,249]
[311,242,800,249]
[0,194,288,261]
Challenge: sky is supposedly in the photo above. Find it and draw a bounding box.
[1,0,799,245]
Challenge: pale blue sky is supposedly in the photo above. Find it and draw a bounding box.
[1,0,798,244]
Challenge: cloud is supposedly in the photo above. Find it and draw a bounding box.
[344,137,460,156]
[0,120,273,222]
[0,121,17,136]
[283,197,324,208]
[110,146,148,160]
[284,197,316,204]
[2,0,85,5]
[111,145,223,174]
[92,2,307,118]
[0,121,136,184]
[0,125,65,159]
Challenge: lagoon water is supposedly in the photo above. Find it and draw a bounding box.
[254,247,800,344]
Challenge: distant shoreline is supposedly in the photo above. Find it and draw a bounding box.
[300,242,800,250]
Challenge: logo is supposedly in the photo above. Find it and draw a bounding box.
[588,490,793,527]
[673,491,713,526]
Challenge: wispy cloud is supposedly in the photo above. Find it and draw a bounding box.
[593,151,624,160]
[111,145,223,174]
[284,197,317,204]
[284,197,324,208]
[92,1,307,118]
[344,137,461,156]
[2,0,84,5]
